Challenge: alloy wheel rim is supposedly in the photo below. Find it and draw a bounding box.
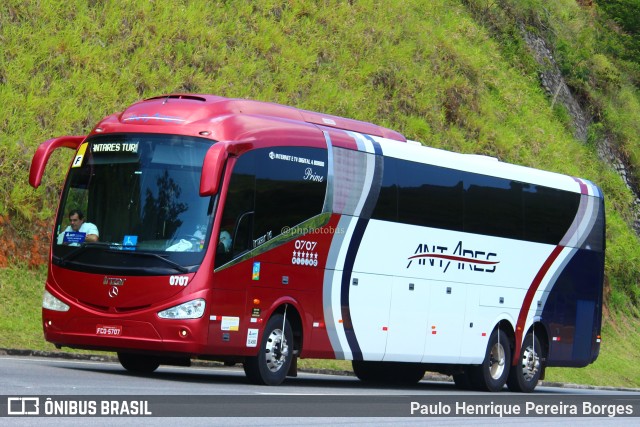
[521,345,540,381]
[265,328,289,372]
[489,343,506,380]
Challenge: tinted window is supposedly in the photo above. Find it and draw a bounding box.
[464,174,523,239]
[217,152,256,265]
[376,159,463,231]
[254,147,327,242]
[372,157,580,245]
[216,147,327,267]
[371,157,398,221]
[411,163,464,231]
[523,184,580,244]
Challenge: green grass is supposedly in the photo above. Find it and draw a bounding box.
[0,265,47,350]
[1,265,638,389]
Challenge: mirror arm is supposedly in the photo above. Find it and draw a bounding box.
[29,135,85,188]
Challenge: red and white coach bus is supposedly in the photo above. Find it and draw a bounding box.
[29,94,604,392]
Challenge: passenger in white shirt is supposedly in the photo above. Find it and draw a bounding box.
[57,209,99,245]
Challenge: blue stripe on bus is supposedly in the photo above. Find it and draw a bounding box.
[363,134,383,155]
[340,217,368,361]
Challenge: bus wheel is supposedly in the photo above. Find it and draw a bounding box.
[352,360,381,382]
[352,361,424,385]
[470,329,511,392]
[507,333,542,393]
[117,352,160,374]
[392,363,425,385]
[244,313,293,385]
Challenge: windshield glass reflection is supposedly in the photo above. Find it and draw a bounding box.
[53,134,216,272]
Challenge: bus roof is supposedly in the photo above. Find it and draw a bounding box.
[88,94,600,197]
[94,94,406,142]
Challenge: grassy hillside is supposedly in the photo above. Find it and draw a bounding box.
[1,0,639,386]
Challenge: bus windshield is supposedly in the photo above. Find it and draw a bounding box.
[52,133,216,274]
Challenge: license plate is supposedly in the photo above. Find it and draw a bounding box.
[96,325,122,336]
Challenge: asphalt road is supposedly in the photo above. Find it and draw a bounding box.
[1,355,638,426]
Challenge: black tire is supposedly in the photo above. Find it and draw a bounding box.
[117,352,160,374]
[452,370,473,390]
[352,360,382,382]
[507,333,543,393]
[352,361,425,385]
[244,313,293,385]
[469,329,511,392]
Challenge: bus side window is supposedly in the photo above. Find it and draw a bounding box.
[253,147,327,244]
[215,147,327,268]
[232,211,254,256]
[215,153,256,268]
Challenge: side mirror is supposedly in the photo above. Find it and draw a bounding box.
[29,136,86,188]
[200,143,228,196]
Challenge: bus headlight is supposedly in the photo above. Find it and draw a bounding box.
[42,290,70,312]
[158,299,206,319]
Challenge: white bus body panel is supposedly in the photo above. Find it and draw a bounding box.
[348,273,392,361]
[383,278,430,362]
[345,220,557,363]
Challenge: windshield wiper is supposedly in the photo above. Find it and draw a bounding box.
[57,242,114,264]
[56,242,189,273]
[119,250,189,273]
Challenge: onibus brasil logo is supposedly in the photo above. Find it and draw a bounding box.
[407,241,499,273]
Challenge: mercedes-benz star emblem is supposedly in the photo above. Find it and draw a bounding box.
[108,286,119,298]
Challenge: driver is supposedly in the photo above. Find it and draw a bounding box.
[57,209,99,245]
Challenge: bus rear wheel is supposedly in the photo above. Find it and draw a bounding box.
[469,329,511,392]
[117,352,160,374]
[244,313,293,385]
[507,333,542,393]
